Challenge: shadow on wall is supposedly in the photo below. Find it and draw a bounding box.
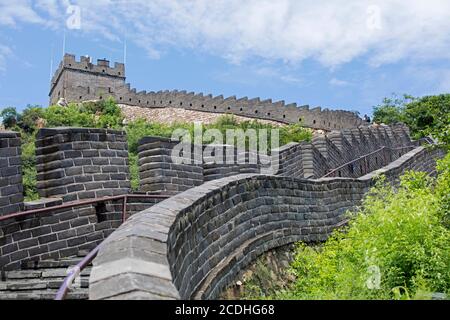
[88,146,445,300]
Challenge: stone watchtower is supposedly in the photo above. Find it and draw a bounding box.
[49,54,126,106]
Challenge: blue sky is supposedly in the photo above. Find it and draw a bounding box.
[1,1,450,116]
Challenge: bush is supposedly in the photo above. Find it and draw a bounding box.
[125,115,312,155]
[43,98,123,129]
[128,153,139,192]
[21,131,39,201]
[372,93,450,148]
[1,107,20,129]
[276,158,450,300]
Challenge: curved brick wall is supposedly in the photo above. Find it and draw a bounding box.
[136,124,416,197]
[36,127,130,202]
[89,146,444,300]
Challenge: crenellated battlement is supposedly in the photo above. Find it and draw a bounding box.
[50,54,125,86]
[49,53,366,130]
[49,54,126,105]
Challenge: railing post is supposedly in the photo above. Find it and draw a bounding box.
[122,195,128,223]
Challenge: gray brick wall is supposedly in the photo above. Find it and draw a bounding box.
[35,127,130,202]
[138,136,204,195]
[51,54,367,130]
[89,145,445,300]
[0,131,23,216]
[0,128,165,271]
[137,123,417,193]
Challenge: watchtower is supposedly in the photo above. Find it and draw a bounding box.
[49,54,126,105]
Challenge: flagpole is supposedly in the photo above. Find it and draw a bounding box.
[50,44,54,82]
[62,28,66,58]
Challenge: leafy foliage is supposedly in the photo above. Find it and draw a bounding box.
[372,93,450,148]
[372,94,416,125]
[125,115,311,188]
[43,97,123,129]
[275,157,450,300]
[21,132,39,201]
[1,98,124,200]
[1,107,20,129]
[125,115,312,154]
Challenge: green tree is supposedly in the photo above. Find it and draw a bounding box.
[404,94,450,147]
[1,107,20,129]
[372,94,415,125]
[20,105,44,133]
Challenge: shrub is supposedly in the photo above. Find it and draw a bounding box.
[276,160,450,300]
[20,131,39,201]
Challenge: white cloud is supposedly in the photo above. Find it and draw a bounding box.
[1,0,450,69]
[0,44,13,73]
[329,78,351,87]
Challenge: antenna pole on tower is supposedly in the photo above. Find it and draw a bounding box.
[62,28,66,58]
[50,44,54,82]
[123,30,127,65]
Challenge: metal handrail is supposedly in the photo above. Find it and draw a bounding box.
[49,193,170,300]
[0,194,169,223]
[0,194,169,300]
[320,145,417,178]
[54,245,102,300]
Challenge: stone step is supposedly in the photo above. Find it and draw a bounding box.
[0,277,89,291]
[22,258,89,269]
[2,268,91,280]
[0,256,92,300]
[0,289,88,300]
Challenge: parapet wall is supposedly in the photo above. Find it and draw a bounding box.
[36,128,130,202]
[89,145,444,300]
[138,137,263,195]
[0,128,163,271]
[138,137,204,196]
[51,54,366,131]
[0,132,23,216]
[136,123,416,195]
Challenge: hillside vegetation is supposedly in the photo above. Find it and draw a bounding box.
[273,163,450,300]
[236,94,450,300]
[1,98,312,199]
[373,93,450,150]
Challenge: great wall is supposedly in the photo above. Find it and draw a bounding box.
[0,54,445,300]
